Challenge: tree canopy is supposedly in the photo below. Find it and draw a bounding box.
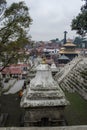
[71,0,87,36]
[73,37,83,48]
[0,1,32,71]
[0,0,6,15]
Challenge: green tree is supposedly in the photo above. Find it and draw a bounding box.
[0,0,6,16]
[73,37,83,48]
[71,0,87,36]
[0,1,32,71]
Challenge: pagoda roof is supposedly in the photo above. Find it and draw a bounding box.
[64,40,76,47]
[59,50,79,54]
[58,55,70,60]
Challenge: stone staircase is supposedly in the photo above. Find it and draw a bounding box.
[55,56,87,100]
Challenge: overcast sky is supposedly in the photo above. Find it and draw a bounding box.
[7,0,83,41]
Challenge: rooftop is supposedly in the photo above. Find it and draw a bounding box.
[58,55,70,60]
[63,40,76,47]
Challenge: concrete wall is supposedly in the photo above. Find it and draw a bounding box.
[0,126,87,130]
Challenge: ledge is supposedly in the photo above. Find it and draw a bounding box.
[0,126,87,130]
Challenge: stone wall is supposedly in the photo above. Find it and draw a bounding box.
[55,56,87,100]
[24,107,65,126]
[0,126,87,130]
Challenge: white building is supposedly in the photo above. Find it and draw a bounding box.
[43,48,59,55]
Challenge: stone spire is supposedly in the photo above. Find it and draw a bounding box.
[20,63,68,108]
[20,63,69,126]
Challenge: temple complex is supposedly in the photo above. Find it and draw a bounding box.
[59,40,79,60]
[20,63,69,126]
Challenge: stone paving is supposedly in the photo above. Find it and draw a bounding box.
[0,93,25,127]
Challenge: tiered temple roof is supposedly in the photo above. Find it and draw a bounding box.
[59,40,78,55]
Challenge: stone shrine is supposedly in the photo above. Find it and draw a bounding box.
[51,63,59,76]
[20,63,69,126]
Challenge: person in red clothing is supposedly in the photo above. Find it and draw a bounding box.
[18,90,23,98]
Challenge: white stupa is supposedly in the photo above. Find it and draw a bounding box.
[21,63,68,107]
[20,62,69,126]
[50,62,59,73]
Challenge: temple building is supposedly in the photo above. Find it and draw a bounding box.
[59,40,79,60]
[58,54,70,64]
[20,62,69,126]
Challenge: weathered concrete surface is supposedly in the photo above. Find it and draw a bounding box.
[21,63,69,126]
[21,64,68,108]
[0,126,87,130]
[4,80,24,94]
[3,79,16,89]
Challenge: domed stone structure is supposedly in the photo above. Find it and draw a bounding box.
[20,63,69,126]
